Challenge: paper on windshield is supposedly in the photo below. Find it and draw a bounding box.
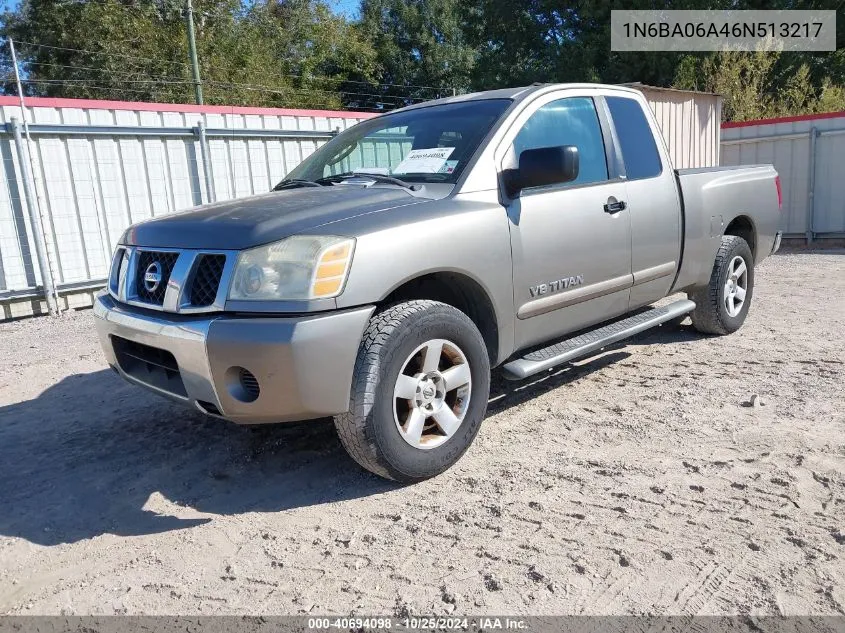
[393,148,454,175]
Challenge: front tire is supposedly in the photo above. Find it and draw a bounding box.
[334,300,490,482]
[690,235,755,335]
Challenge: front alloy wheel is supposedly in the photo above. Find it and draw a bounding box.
[334,300,490,482]
[393,339,472,450]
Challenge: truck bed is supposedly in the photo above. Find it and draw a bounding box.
[672,164,781,293]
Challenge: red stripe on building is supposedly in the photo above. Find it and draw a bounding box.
[722,110,845,129]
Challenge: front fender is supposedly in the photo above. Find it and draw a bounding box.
[334,194,515,364]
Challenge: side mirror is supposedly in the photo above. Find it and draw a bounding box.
[503,145,579,197]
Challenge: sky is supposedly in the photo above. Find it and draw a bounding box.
[331,0,360,18]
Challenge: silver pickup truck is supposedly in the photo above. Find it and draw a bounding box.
[94,83,782,481]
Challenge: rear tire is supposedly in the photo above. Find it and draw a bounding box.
[690,235,754,335]
[334,300,490,482]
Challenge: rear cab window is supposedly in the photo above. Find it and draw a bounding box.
[606,96,663,180]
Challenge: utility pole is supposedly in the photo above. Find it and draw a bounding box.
[185,0,204,105]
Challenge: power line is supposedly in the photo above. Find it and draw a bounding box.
[18,79,396,111]
[203,79,427,102]
[15,51,434,103]
[9,36,440,111]
[20,75,425,104]
[20,73,424,102]
[23,77,195,86]
[40,0,176,8]
[19,84,354,111]
[12,39,449,92]
[21,53,434,101]
[24,60,192,83]
[12,40,195,70]
[19,79,172,97]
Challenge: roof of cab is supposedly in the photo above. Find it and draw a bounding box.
[394,83,643,113]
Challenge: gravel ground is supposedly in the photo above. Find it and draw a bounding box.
[0,250,843,616]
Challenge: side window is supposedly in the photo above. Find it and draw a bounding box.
[606,96,662,180]
[512,97,608,186]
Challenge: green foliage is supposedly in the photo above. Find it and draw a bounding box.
[816,80,845,113]
[674,49,845,121]
[358,0,475,105]
[1,0,843,120]
[0,0,377,109]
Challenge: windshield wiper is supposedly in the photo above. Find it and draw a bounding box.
[316,172,422,191]
[273,178,323,191]
[395,172,451,182]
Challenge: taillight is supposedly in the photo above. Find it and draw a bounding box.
[775,175,782,210]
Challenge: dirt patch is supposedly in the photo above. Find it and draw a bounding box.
[1,251,843,615]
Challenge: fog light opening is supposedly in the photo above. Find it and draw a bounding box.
[225,366,260,403]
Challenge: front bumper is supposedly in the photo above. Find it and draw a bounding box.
[93,293,374,424]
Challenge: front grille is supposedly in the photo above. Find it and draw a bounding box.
[189,254,226,307]
[112,336,187,397]
[109,247,127,295]
[110,247,232,313]
[135,251,179,305]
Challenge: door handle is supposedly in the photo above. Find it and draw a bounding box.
[604,199,627,214]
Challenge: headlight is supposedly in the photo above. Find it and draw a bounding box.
[228,235,355,301]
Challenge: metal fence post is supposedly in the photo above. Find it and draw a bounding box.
[195,121,216,204]
[8,118,59,315]
[806,126,819,244]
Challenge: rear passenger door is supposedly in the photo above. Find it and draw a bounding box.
[500,92,633,351]
[604,95,682,308]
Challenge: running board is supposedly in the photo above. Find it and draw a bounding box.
[502,299,696,380]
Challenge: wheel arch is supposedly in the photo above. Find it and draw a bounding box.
[380,270,500,366]
[724,214,757,260]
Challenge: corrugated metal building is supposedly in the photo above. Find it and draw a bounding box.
[721,111,845,241]
[625,83,723,169]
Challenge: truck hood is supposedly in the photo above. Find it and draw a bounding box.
[121,186,429,250]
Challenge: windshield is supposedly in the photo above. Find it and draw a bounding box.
[281,99,512,185]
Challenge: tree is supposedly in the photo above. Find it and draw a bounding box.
[464,0,728,90]
[2,0,197,102]
[240,0,378,109]
[465,0,844,121]
[2,0,842,119]
[358,0,476,107]
[0,0,377,109]
[674,48,845,122]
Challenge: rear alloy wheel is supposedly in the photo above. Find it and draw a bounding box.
[334,300,490,482]
[690,234,755,335]
[723,255,749,318]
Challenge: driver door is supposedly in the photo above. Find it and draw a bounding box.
[501,94,633,351]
